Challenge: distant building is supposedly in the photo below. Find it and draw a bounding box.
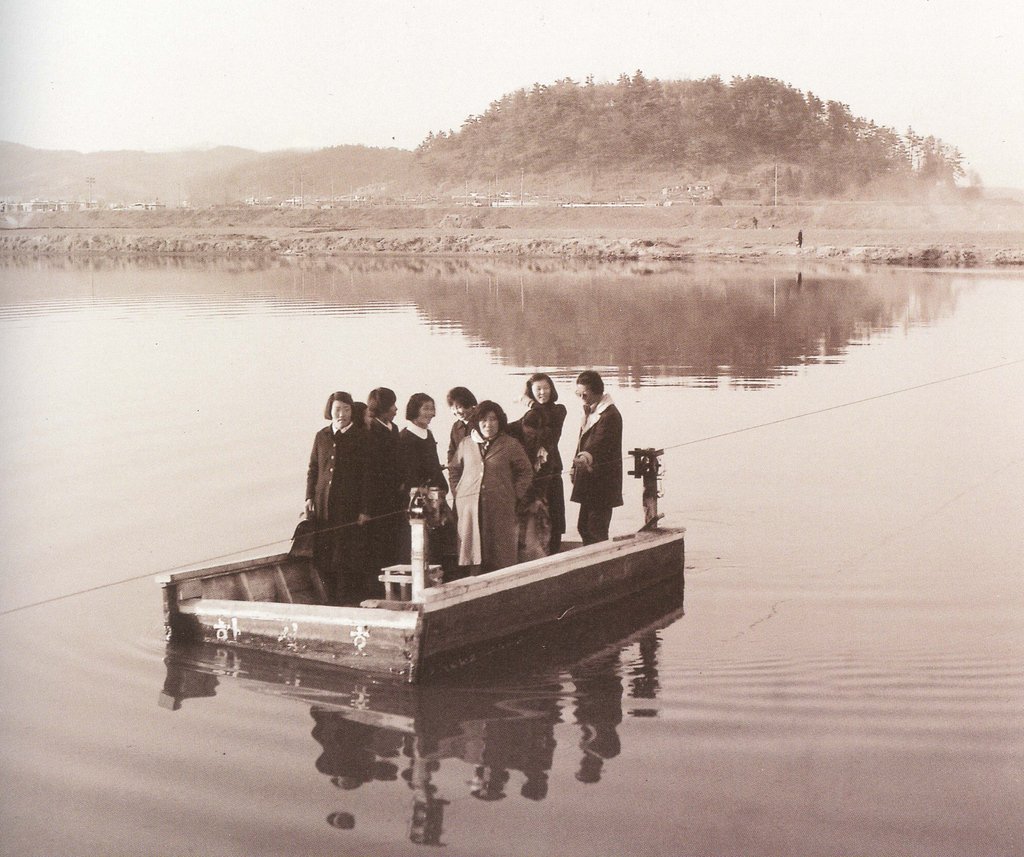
[661,182,715,205]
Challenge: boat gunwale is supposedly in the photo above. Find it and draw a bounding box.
[175,598,420,630]
[420,527,685,612]
[157,551,295,586]
[160,527,684,618]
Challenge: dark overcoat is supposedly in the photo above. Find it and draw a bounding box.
[399,428,449,495]
[305,426,373,525]
[570,402,623,509]
[509,403,569,536]
[368,420,404,516]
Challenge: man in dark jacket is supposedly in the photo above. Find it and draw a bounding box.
[570,371,623,544]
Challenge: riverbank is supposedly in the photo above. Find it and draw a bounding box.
[3,202,1023,266]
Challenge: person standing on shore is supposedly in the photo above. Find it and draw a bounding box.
[570,370,623,545]
[797,230,803,248]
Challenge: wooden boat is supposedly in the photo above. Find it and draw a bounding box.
[158,448,684,682]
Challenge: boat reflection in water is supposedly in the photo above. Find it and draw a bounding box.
[160,578,683,846]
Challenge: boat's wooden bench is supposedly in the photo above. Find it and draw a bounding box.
[378,563,442,601]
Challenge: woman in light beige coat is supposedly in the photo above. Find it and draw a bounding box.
[449,400,533,574]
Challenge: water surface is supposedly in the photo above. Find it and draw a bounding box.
[0,257,1021,856]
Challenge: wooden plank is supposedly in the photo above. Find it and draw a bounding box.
[157,552,294,586]
[170,599,423,677]
[419,535,683,663]
[274,566,294,603]
[421,529,684,611]
[309,566,329,603]
[180,598,420,630]
[238,572,255,601]
[200,575,243,600]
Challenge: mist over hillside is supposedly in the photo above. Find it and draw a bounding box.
[0,141,417,207]
[1,73,1004,208]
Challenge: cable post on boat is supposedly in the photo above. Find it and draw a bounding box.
[407,487,429,600]
[629,448,664,528]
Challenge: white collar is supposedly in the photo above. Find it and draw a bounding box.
[592,393,613,415]
[581,394,613,432]
[332,422,352,434]
[406,423,429,440]
[375,417,393,430]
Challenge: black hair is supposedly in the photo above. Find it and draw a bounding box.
[323,391,354,419]
[405,392,435,422]
[366,387,397,419]
[473,400,508,434]
[575,370,604,395]
[446,386,478,409]
[525,372,559,403]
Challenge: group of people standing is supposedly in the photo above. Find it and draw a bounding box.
[305,371,623,604]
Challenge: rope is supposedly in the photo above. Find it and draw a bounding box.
[2,357,1019,619]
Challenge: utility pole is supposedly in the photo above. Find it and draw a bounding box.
[85,176,95,207]
[774,163,779,207]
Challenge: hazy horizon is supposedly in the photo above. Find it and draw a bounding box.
[2,0,1022,187]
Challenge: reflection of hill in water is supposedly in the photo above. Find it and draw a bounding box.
[0,256,958,384]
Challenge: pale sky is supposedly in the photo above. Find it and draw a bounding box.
[2,0,1022,187]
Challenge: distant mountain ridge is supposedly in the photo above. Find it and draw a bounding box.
[0,141,417,207]
[0,73,984,206]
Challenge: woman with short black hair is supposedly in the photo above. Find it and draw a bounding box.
[365,386,404,581]
[304,391,372,603]
[445,386,478,464]
[511,372,568,554]
[449,400,533,574]
[400,393,448,496]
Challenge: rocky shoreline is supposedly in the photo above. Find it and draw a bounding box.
[3,202,1023,267]
[1,228,1022,267]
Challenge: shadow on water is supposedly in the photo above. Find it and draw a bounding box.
[160,578,684,847]
[0,256,959,386]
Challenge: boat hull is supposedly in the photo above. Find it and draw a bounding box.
[416,529,684,678]
[160,528,684,681]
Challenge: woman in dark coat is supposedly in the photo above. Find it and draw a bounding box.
[449,401,533,574]
[365,386,405,582]
[399,393,449,496]
[305,391,372,603]
[511,372,567,554]
[398,393,452,566]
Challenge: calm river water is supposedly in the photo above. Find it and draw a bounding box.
[0,256,1021,856]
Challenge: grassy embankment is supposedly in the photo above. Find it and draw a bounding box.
[2,201,1023,266]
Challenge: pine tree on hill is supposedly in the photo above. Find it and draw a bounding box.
[415,74,964,199]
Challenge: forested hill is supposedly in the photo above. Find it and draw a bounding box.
[416,73,967,198]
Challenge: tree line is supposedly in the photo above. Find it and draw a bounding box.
[415,73,965,198]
